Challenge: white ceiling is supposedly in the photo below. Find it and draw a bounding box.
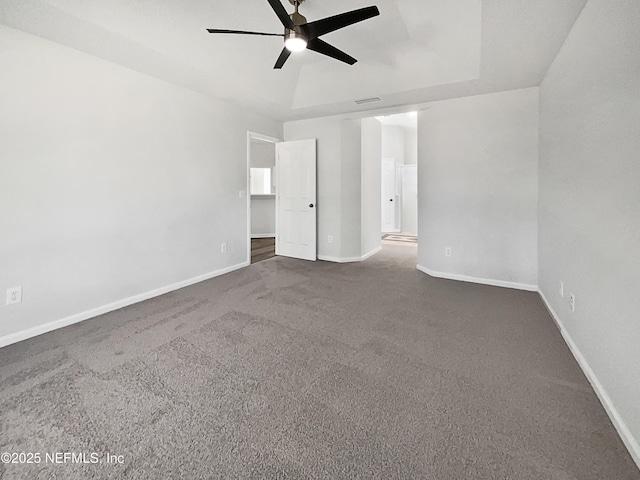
[0,0,587,121]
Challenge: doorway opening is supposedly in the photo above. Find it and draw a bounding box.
[374,112,418,250]
[247,132,279,264]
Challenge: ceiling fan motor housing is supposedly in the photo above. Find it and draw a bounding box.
[290,12,307,26]
[287,7,307,43]
[285,27,307,39]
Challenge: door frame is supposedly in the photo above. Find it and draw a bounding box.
[246,131,281,264]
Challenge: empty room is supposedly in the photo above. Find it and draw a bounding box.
[1,0,639,478]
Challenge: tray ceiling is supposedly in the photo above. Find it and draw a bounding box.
[0,0,587,120]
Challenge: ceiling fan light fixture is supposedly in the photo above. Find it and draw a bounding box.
[285,31,307,52]
[207,1,381,69]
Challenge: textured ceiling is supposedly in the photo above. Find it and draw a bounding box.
[0,0,587,121]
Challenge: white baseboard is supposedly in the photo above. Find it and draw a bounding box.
[319,246,382,264]
[0,261,250,349]
[416,264,538,291]
[251,233,275,239]
[361,246,382,261]
[538,290,640,470]
[318,255,360,263]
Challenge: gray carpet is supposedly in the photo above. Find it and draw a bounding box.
[1,244,638,479]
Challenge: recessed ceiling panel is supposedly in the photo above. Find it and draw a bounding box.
[2,0,587,120]
[291,0,481,110]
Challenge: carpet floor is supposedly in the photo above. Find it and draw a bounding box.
[1,245,638,479]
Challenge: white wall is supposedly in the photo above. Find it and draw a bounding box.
[284,116,366,261]
[538,0,640,466]
[250,198,275,237]
[361,118,382,257]
[284,117,342,259]
[284,115,383,262]
[0,27,281,343]
[250,141,276,170]
[400,165,418,235]
[340,119,363,259]
[401,127,418,234]
[404,128,418,165]
[382,125,405,163]
[417,88,539,289]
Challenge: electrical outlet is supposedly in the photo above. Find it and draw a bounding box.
[569,293,575,312]
[221,243,227,253]
[6,286,22,305]
[559,281,564,297]
[445,247,452,257]
[328,235,333,244]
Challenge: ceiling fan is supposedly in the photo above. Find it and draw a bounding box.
[206,0,380,69]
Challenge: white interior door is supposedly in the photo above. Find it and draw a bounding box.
[276,139,317,261]
[381,158,396,232]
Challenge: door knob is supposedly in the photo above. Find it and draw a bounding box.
[390,199,393,202]
[309,204,314,208]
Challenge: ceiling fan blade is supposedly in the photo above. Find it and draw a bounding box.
[267,0,295,29]
[302,6,380,39]
[207,29,283,37]
[307,38,357,65]
[274,47,292,69]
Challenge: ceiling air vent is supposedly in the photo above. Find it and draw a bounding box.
[355,97,382,105]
